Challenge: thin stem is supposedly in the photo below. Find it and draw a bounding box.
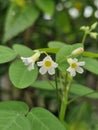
[59,81,71,122]
[55,71,60,114]
[68,90,98,105]
[81,32,88,46]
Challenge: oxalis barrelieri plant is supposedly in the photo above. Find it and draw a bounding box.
[0,22,98,130]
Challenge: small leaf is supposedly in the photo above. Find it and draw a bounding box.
[0,45,17,63]
[3,3,39,43]
[48,41,66,48]
[27,107,66,130]
[13,44,33,57]
[82,57,98,75]
[70,83,98,99]
[35,0,55,16]
[9,60,38,88]
[0,101,29,115]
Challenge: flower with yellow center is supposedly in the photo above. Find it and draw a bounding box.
[37,56,58,75]
[67,58,85,77]
[21,51,40,71]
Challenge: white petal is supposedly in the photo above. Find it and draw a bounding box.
[67,67,76,77]
[70,69,76,77]
[48,67,55,75]
[27,63,34,71]
[44,55,52,61]
[78,61,85,66]
[21,57,32,65]
[76,66,84,74]
[52,62,58,68]
[39,67,47,75]
[37,61,43,66]
[67,67,72,72]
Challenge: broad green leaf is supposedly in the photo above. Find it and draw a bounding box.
[35,0,55,16]
[3,3,39,43]
[70,83,98,99]
[27,107,66,130]
[48,41,66,48]
[13,44,33,57]
[9,60,38,88]
[0,101,29,115]
[0,45,17,63]
[0,111,31,130]
[83,51,98,58]
[56,43,82,71]
[82,57,98,75]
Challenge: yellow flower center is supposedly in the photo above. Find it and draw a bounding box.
[44,60,52,67]
[71,62,77,68]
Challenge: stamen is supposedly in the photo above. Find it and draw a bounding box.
[44,60,52,67]
[71,62,77,68]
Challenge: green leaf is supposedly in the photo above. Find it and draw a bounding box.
[13,44,33,57]
[48,41,66,48]
[56,43,82,61]
[70,83,98,99]
[82,57,98,75]
[0,101,31,130]
[27,107,66,130]
[56,43,82,71]
[0,111,31,130]
[35,0,55,16]
[0,45,17,63]
[0,101,29,115]
[9,60,38,88]
[3,3,39,43]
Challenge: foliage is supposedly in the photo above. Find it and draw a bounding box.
[0,0,98,130]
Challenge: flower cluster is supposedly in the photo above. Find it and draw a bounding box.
[21,47,85,77]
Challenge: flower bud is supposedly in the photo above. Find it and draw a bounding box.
[90,32,98,39]
[80,26,89,32]
[71,47,84,55]
[91,22,98,30]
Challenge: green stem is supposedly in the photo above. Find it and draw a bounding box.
[68,89,98,105]
[59,81,71,122]
[81,32,88,46]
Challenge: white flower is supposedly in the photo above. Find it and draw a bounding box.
[21,51,40,71]
[37,56,58,75]
[67,58,85,77]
